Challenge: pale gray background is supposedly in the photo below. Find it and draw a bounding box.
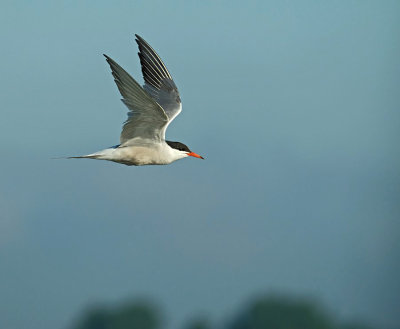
[0,1,399,329]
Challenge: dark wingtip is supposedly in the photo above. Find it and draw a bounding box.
[103,54,115,66]
[135,34,143,44]
[135,35,143,48]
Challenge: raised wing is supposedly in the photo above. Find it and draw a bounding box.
[135,34,182,124]
[104,55,169,144]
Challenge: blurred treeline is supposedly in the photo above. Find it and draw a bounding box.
[69,294,380,329]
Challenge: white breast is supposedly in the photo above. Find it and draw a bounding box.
[109,142,185,166]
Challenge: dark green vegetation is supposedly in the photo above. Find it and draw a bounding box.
[72,301,160,329]
[70,295,380,329]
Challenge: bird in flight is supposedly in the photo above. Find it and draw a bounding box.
[70,34,203,166]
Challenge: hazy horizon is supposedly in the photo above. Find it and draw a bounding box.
[0,1,399,329]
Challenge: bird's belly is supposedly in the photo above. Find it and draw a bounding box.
[111,146,171,166]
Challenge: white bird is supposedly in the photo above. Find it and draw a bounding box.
[70,34,204,166]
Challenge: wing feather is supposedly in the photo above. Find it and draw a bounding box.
[104,54,168,144]
[135,34,182,123]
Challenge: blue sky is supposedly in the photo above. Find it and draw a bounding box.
[0,1,399,328]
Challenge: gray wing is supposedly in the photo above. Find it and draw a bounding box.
[135,34,182,125]
[104,55,169,144]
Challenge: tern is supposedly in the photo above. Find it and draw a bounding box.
[70,34,204,166]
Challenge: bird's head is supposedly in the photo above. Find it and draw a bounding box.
[166,141,204,160]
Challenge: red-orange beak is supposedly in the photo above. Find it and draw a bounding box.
[187,152,204,159]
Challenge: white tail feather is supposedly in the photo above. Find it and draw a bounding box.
[67,148,116,160]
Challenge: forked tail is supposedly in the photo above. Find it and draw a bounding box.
[67,155,100,159]
[66,148,116,160]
